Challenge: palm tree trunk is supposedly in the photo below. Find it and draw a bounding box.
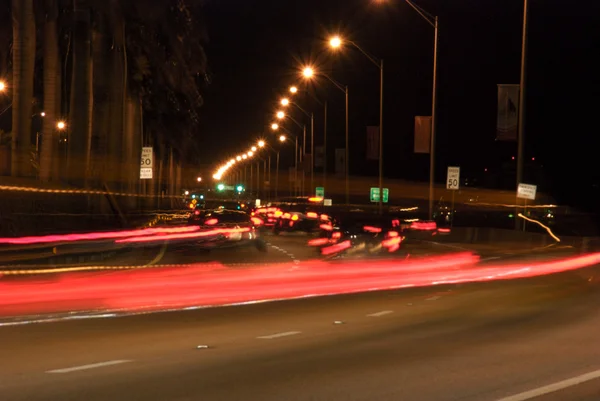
[68,0,93,186]
[11,0,36,177]
[39,0,58,182]
[91,11,110,186]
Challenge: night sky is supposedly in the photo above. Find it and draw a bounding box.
[196,0,599,206]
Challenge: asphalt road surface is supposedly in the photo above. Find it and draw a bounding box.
[2,263,600,401]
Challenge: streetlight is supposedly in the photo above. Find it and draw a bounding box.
[302,64,349,205]
[258,140,265,148]
[271,123,279,130]
[0,81,5,92]
[328,35,383,212]
[251,146,257,152]
[197,177,202,182]
[398,1,439,220]
[248,151,254,157]
[276,111,285,119]
[236,156,242,161]
[56,121,66,130]
[289,86,298,94]
[281,94,315,193]
[271,122,300,196]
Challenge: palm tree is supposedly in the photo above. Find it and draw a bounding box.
[11,0,36,177]
[67,0,93,186]
[39,0,59,182]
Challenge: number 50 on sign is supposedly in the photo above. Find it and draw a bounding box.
[446,166,460,190]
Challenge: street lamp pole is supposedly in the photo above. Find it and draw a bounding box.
[323,100,328,190]
[516,0,529,230]
[276,151,280,199]
[310,112,314,195]
[404,0,439,219]
[345,86,350,206]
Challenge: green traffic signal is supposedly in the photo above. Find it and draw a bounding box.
[236,185,243,192]
[217,183,225,191]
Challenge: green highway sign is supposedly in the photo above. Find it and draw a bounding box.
[315,187,325,198]
[370,187,389,203]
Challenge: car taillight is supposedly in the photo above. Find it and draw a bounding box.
[320,214,330,221]
[283,213,291,219]
[274,211,283,217]
[251,217,263,226]
[307,212,318,219]
[204,218,218,225]
[193,210,200,215]
[291,214,299,221]
[363,225,382,233]
[411,221,437,230]
[320,224,333,231]
[387,230,399,237]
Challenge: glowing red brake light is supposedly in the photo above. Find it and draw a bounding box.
[307,212,318,219]
[411,221,437,230]
[363,225,382,233]
[193,210,200,215]
[204,218,218,226]
[387,231,399,237]
[320,224,333,231]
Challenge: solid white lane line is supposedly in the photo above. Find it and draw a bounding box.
[46,360,132,374]
[425,296,441,301]
[257,331,301,339]
[367,310,394,317]
[496,369,600,401]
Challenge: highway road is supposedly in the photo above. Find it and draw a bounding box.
[2,263,600,401]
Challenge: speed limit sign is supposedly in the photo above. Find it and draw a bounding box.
[446,166,460,190]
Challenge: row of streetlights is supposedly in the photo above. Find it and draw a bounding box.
[255,0,439,215]
[213,136,297,199]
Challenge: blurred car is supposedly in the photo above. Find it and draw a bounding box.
[187,208,266,251]
[270,197,331,234]
[251,206,282,227]
[200,200,250,213]
[309,212,404,257]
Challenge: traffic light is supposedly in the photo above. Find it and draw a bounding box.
[217,183,225,191]
[236,185,244,192]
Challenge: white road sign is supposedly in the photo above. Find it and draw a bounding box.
[517,183,537,200]
[446,166,460,190]
[140,147,153,179]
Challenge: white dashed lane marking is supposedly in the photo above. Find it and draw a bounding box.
[46,360,132,374]
[257,331,301,340]
[367,310,394,317]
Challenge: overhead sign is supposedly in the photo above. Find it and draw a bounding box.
[517,183,537,200]
[370,187,389,203]
[446,166,460,190]
[140,147,153,179]
[315,187,325,198]
[324,199,332,206]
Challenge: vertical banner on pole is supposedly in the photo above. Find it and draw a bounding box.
[366,126,379,160]
[496,84,519,141]
[335,148,345,175]
[414,116,431,154]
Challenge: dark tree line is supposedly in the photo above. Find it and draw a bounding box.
[2,0,208,197]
